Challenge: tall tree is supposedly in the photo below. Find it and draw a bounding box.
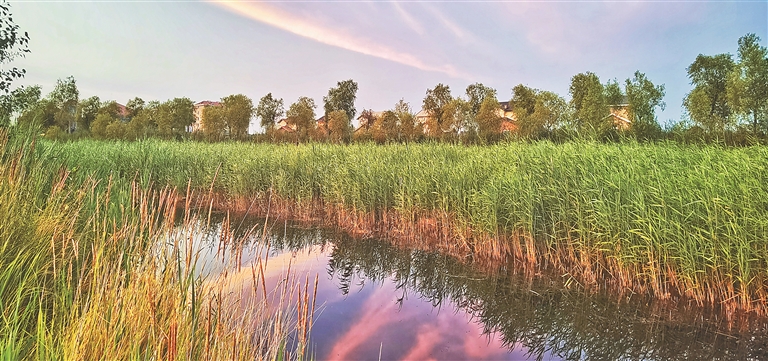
[569,72,608,136]
[125,97,145,119]
[324,79,358,121]
[475,95,503,143]
[202,105,226,141]
[75,96,100,131]
[222,94,253,139]
[256,93,284,131]
[728,33,768,135]
[393,99,417,142]
[511,84,537,119]
[0,85,40,126]
[604,79,625,106]
[48,76,79,132]
[465,83,497,116]
[155,97,194,139]
[684,53,735,133]
[0,0,30,93]
[287,96,316,142]
[625,71,665,139]
[422,83,453,136]
[327,110,351,143]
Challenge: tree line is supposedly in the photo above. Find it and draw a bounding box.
[1,33,765,145]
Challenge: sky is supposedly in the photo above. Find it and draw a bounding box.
[9,0,768,130]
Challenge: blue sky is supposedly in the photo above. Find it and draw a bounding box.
[10,0,768,129]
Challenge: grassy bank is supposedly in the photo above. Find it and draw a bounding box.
[45,139,768,316]
[0,130,311,360]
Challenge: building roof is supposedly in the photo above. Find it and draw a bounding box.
[195,100,221,107]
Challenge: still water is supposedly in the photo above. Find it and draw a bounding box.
[181,212,768,360]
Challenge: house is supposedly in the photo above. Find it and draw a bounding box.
[497,101,516,121]
[605,99,631,131]
[316,115,329,135]
[190,100,222,132]
[114,103,130,122]
[275,118,296,132]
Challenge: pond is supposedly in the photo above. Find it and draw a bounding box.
[179,212,768,360]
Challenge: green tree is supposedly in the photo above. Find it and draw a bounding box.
[475,95,503,143]
[511,84,537,119]
[222,94,253,139]
[604,79,625,106]
[0,0,30,93]
[155,97,194,138]
[48,76,79,132]
[324,79,358,121]
[104,120,125,140]
[17,99,56,130]
[422,83,453,137]
[569,72,608,137]
[327,109,351,143]
[287,97,316,142]
[625,71,665,139]
[125,110,153,140]
[75,96,100,132]
[256,93,284,132]
[465,83,497,116]
[0,85,40,127]
[90,113,112,139]
[523,91,569,139]
[728,33,768,135]
[393,99,417,142]
[202,105,225,141]
[684,53,735,133]
[125,97,145,119]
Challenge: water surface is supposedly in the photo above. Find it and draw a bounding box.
[180,212,768,360]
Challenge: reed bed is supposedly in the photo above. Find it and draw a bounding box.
[0,130,313,360]
[47,139,768,316]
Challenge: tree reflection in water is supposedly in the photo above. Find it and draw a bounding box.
[193,212,768,361]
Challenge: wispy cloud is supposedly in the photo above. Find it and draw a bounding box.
[392,2,425,37]
[210,1,469,79]
[425,6,475,43]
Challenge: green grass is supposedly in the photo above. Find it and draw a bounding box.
[45,139,768,313]
[0,130,310,360]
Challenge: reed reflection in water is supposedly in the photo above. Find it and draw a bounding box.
[186,212,768,360]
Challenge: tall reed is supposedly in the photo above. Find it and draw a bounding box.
[0,130,313,360]
[47,139,768,315]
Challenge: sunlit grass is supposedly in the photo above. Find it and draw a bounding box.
[46,139,768,315]
[0,130,313,360]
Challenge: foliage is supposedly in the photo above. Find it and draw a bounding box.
[625,71,665,140]
[728,33,768,135]
[202,105,225,141]
[465,83,497,116]
[125,97,145,118]
[327,109,351,144]
[422,83,453,136]
[475,95,502,143]
[89,113,112,139]
[604,79,624,106]
[256,92,284,131]
[75,96,100,131]
[0,85,40,126]
[222,93,254,139]
[323,79,358,121]
[684,53,735,133]
[511,84,537,118]
[287,96,316,142]
[569,72,608,137]
[155,97,194,139]
[521,91,569,139]
[0,0,29,93]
